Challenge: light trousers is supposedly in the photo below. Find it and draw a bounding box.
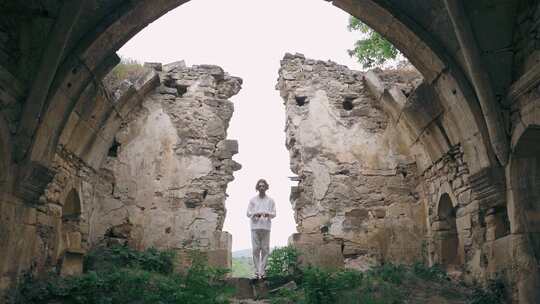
[251,229,270,276]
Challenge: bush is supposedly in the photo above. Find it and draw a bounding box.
[85,245,176,274]
[11,246,233,304]
[468,277,505,304]
[368,263,406,285]
[301,267,336,304]
[266,246,301,286]
[412,262,448,282]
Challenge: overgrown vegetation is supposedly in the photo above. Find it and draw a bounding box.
[11,245,233,304]
[267,246,505,304]
[347,16,400,68]
[266,246,301,286]
[469,276,506,304]
[10,245,506,303]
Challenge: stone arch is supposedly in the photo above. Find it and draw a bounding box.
[510,126,540,240]
[433,192,460,268]
[22,0,495,183]
[508,125,540,302]
[333,0,498,172]
[59,188,85,276]
[436,182,458,210]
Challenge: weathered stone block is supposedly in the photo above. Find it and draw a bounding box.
[456,214,471,231]
[60,249,85,277]
[289,233,343,269]
[66,231,82,250]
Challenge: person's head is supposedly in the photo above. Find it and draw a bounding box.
[255,179,269,194]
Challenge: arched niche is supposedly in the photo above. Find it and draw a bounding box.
[509,125,540,303]
[434,193,460,268]
[510,126,540,257]
[63,189,82,221]
[59,188,85,276]
[61,188,83,251]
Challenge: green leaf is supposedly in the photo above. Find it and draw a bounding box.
[347,16,400,68]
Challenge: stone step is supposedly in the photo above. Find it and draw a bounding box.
[227,277,269,300]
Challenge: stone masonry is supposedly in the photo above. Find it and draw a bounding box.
[9,61,242,286]
[87,62,242,267]
[277,53,427,269]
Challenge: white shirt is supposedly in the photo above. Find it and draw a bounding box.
[247,194,276,230]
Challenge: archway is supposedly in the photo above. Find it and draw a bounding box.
[510,126,540,301]
[511,126,540,253]
[59,188,84,276]
[62,189,82,249]
[0,0,523,297]
[20,0,495,186]
[435,193,459,268]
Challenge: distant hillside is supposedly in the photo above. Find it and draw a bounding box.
[232,248,252,258]
[231,256,255,278]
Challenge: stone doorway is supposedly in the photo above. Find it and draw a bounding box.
[512,127,540,257]
[434,193,459,268]
[59,189,84,276]
[510,126,540,301]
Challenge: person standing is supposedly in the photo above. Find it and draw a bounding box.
[247,179,276,279]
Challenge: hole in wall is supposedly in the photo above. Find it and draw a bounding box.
[342,97,354,111]
[108,138,121,157]
[176,84,189,97]
[185,200,198,208]
[295,96,307,106]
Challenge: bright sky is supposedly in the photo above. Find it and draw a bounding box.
[118,0,363,251]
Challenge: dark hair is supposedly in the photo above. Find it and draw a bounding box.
[255,179,269,190]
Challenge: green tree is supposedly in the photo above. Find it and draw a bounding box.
[347,16,400,68]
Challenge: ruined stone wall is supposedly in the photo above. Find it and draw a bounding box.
[86,62,242,260]
[0,62,242,297]
[277,53,427,268]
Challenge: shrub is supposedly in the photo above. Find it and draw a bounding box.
[266,246,301,286]
[412,262,448,282]
[301,267,336,304]
[11,246,233,304]
[369,263,406,284]
[468,277,506,304]
[85,245,176,274]
[300,267,363,304]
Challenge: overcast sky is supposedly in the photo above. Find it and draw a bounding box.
[118,0,363,251]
